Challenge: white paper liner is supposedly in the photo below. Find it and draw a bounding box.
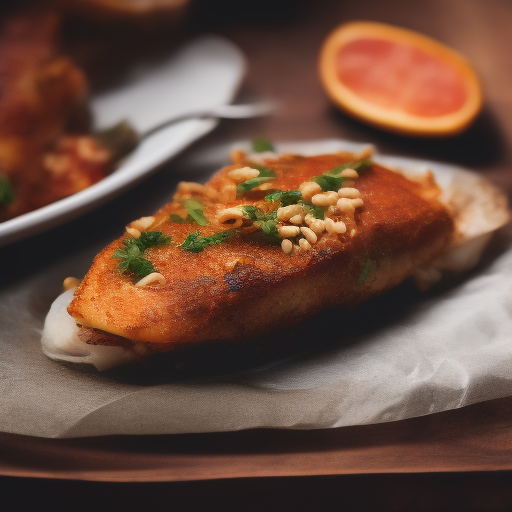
[3,139,512,438]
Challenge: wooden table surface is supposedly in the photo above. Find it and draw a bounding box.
[2,0,512,509]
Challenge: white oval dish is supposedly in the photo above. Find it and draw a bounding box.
[0,35,246,247]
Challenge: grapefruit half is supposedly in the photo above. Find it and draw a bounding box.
[319,21,483,136]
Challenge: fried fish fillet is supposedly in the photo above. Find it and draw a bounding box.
[41,143,511,370]
[42,146,506,372]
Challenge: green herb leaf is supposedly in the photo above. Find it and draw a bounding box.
[312,174,345,192]
[251,137,274,153]
[264,189,302,206]
[169,213,191,224]
[358,259,374,285]
[179,230,235,253]
[241,205,261,221]
[0,174,15,206]
[113,231,170,278]
[254,219,279,239]
[312,159,372,192]
[257,167,275,178]
[302,202,326,220]
[328,159,372,176]
[183,199,209,226]
[236,167,275,196]
[136,231,171,250]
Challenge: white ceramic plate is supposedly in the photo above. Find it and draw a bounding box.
[0,35,246,247]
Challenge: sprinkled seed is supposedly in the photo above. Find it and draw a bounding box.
[281,239,293,254]
[336,197,356,213]
[135,272,166,288]
[217,207,243,223]
[63,277,81,291]
[217,183,237,203]
[300,226,317,244]
[311,192,338,207]
[310,219,325,234]
[337,187,361,199]
[177,181,210,196]
[227,166,260,183]
[277,204,303,221]
[126,227,141,238]
[351,198,364,208]
[340,168,359,179]
[299,181,322,201]
[132,216,155,231]
[230,149,246,164]
[289,214,303,225]
[304,213,315,225]
[325,217,347,234]
[277,225,301,238]
[299,238,311,250]
[350,228,357,237]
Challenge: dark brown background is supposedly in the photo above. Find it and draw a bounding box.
[2,0,512,510]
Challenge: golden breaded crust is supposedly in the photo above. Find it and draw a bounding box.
[68,152,454,349]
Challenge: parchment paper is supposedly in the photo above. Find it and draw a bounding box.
[1,140,511,438]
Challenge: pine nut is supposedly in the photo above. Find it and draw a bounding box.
[126,227,141,238]
[290,214,303,224]
[351,198,364,208]
[217,183,237,203]
[230,149,246,164]
[337,187,360,199]
[311,192,338,206]
[135,272,166,287]
[227,166,260,183]
[340,168,359,179]
[304,213,315,225]
[300,226,317,244]
[281,239,293,254]
[336,197,356,213]
[132,216,155,231]
[177,182,209,195]
[325,218,346,234]
[310,219,325,234]
[277,204,303,221]
[217,207,243,223]
[299,181,322,201]
[299,238,311,250]
[278,225,300,237]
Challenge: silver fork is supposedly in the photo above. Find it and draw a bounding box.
[140,101,278,140]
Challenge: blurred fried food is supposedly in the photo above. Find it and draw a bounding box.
[0,11,129,222]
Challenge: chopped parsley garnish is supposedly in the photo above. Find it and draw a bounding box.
[236,167,275,196]
[251,137,274,153]
[113,231,171,278]
[184,199,208,226]
[179,230,235,253]
[358,259,374,285]
[0,174,14,206]
[241,206,280,239]
[169,199,209,225]
[264,190,325,220]
[312,159,372,192]
[302,202,326,219]
[264,189,302,206]
[169,213,189,224]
